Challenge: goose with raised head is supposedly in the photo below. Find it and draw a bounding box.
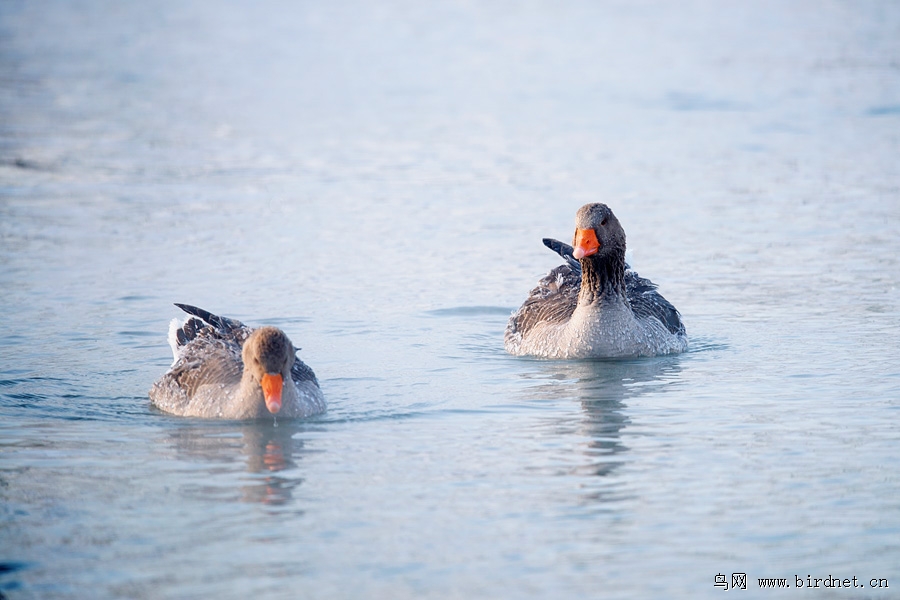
[150,304,325,419]
[505,203,687,359]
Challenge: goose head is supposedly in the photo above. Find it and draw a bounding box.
[242,326,295,414]
[572,203,627,262]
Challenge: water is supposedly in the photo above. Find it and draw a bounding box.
[2,1,900,598]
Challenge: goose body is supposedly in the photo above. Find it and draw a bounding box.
[505,204,688,359]
[150,304,326,419]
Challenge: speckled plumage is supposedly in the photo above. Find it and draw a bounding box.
[149,304,325,419]
[505,204,688,359]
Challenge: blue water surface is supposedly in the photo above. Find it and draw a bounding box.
[2,1,900,598]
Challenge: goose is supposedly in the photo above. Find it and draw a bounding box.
[505,203,687,358]
[150,304,325,419]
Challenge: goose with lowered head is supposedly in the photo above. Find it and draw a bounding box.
[150,304,325,419]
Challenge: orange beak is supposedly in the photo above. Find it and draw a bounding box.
[260,373,283,414]
[573,228,600,259]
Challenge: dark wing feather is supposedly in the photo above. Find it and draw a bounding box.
[542,238,581,272]
[625,271,685,335]
[158,304,254,400]
[175,317,205,347]
[174,303,248,341]
[507,263,581,338]
[291,357,319,386]
[163,336,245,399]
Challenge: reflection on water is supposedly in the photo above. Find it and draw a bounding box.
[519,357,682,480]
[163,421,308,506]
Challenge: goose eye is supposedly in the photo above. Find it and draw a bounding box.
[600,217,608,226]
